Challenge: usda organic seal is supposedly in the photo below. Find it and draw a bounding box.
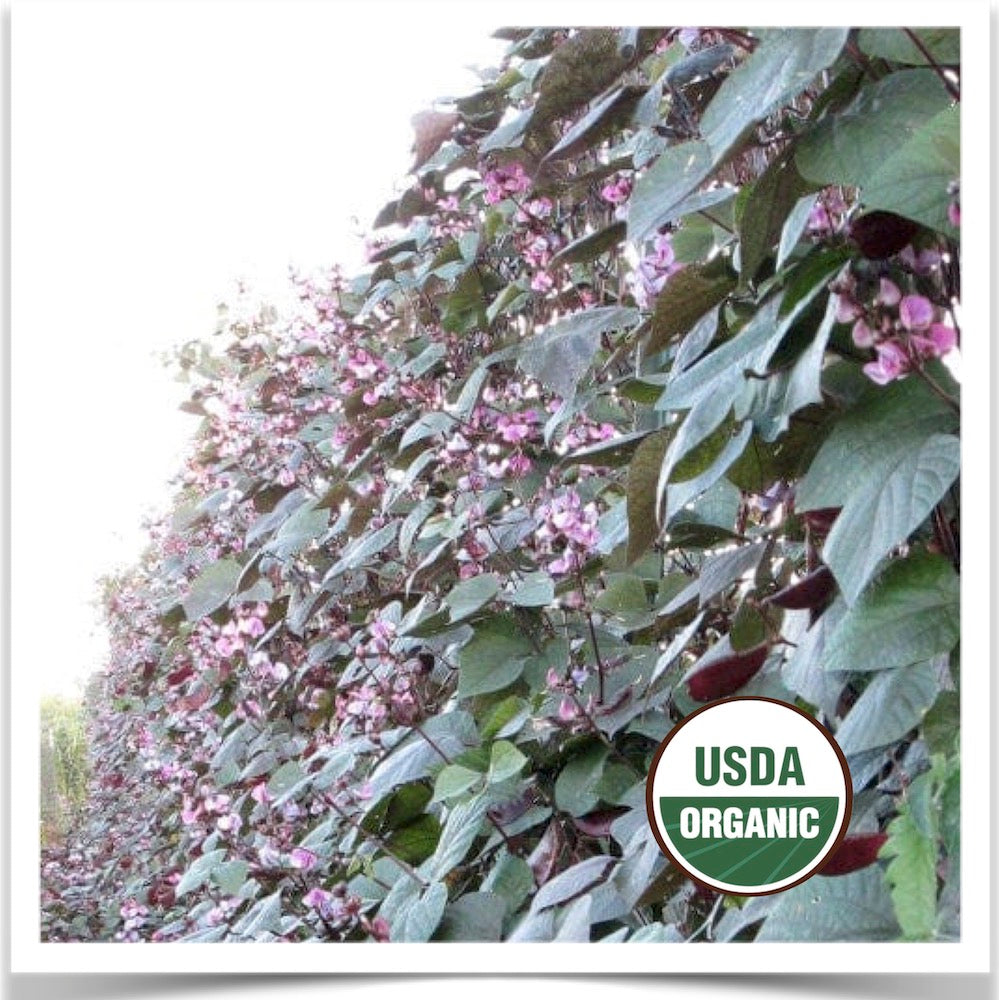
[646,697,851,895]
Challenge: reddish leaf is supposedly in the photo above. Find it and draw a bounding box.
[819,832,888,876]
[765,565,836,610]
[687,644,770,702]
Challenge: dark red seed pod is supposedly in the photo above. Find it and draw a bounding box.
[765,565,836,610]
[848,211,920,260]
[819,832,888,876]
[573,808,628,839]
[802,507,841,536]
[687,644,770,702]
[166,665,194,687]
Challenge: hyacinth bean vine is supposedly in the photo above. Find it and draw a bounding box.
[41,26,961,944]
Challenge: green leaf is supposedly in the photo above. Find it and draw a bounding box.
[697,543,768,605]
[823,553,959,673]
[399,498,437,560]
[267,503,328,558]
[175,849,226,897]
[797,375,959,604]
[881,777,938,940]
[488,740,527,783]
[922,690,960,756]
[482,849,536,915]
[182,558,242,620]
[756,867,899,941]
[444,573,500,622]
[232,890,283,938]
[561,428,650,469]
[738,149,818,284]
[730,601,769,651]
[398,410,455,452]
[861,106,960,234]
[212,860,248,896]
[701,29,848,158]
[795,70,954,231]
[858,28,959,66]
[486,282,529,326]
[436,892,507,942]
[516,306,637,400]
[593,573,649,621]
[429,796,489,880]
[366,711,479,804]
[457,615,534,698]
[324,521,399,579]
[389,881,449,943]
[433,763,482,802]
[658,295,785,412]
[645,259,737,356]
[550,221,627,267]
[480,695,530,741]
[542,84,646,164]
[531,855,615,912]
[625,429,671,563]
[441,268,486,334]
[555,744,609,816]
[528,29,631,136]
[662,422,752,526]
[507,571,555,608]
[736,291,837,442]
[834,658,941,755]
[385,815,441,864]
[777,194,819,270]
[267,759,306,798]
[627,140,715,243]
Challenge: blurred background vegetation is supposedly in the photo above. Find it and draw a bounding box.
[40,694,89,847]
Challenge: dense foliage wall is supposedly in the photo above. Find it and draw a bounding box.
[41,26,961,944]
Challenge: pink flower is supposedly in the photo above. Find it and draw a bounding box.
[876,278,901,307]
[506,452,533,477]
[496,413,532,444]
[834,293,862,324]
[911,323,957,358]
[851,318,875,348]
[649,234,676,269]
[515,197,553,223]
[863,339,910,385]
[557,697,579,722]
[483,162,532,204]
[216,812,242,834]
[600,175,632,205]
[290,847,317,871]
[899,295,934,330]
[948,201,960,227]
[303,887,332,910]
[530,271,554,293]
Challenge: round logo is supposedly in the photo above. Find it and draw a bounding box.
[646,697,852,895]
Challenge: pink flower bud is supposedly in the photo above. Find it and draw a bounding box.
[851,319,875,348]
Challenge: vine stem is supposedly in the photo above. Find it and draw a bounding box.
[573,564,607,704]
[324,794,429,889]
[902,28,960,101]
[409,722,519,853]
[914,365,960,414]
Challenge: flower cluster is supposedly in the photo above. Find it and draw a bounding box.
[834,277,958,386]
[534,489,601,577]
[627,232,683,309]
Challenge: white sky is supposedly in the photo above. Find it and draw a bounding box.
[13,1,506,694]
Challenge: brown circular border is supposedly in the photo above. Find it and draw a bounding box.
[644,696,853,897]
